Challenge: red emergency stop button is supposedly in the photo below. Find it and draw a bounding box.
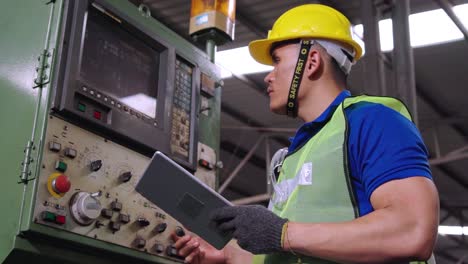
[52,174,71,194]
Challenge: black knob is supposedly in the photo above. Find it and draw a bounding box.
[166,245,184,259]
[109,221,121,232]
[101,208,113,219]
[111,201,122,211]
[134,237,146,249]
[175,226,185,237]
[166,245,179,257]
[118,213,130,224]
[155,223,167,233]
[153,243,164,253]
[119,171,132,183]
[90,160,102,172]
[137,217,150,227]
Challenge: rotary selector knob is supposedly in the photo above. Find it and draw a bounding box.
[155,222,168,233]
[90,160,103,172]
[137,217,150,227]
[119,171,132,183]
[52,174,71,194]
[175,226,185,237]
[69,192,102,225]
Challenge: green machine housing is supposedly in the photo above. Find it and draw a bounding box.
[0,0,222,263]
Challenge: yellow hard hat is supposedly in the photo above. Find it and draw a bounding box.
[249,4,363,65]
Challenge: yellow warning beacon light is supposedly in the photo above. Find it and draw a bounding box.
[189,0,236,45]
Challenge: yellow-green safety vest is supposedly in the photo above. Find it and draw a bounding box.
[252,95,435,264]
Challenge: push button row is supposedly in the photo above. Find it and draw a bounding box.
[77,101,102,121]
[41,211,66,225]
[49,141,77,159]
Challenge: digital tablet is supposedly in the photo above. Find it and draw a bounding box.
[135,151,233,249]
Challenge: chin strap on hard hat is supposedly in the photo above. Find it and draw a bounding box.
[286,40,314,118]
[315,39,356,75]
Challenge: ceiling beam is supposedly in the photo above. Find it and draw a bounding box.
[430,151,468,166]
[417,89,468,191]
[440,200,468,224]
[219,135,266,193]
[440,210,451,224]
[221,183,253,197]
[434,0,468,42]
[438,234,468,255]
[220,140,266,170]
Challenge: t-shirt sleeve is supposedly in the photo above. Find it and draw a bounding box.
[346,102,432,201]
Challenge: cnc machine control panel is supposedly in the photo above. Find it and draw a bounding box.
[33,116,189,262]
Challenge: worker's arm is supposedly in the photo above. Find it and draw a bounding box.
[285,176,439,263]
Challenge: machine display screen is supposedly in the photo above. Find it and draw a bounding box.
[80,6,159,118]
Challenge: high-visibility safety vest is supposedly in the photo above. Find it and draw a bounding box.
[252,95,435,264]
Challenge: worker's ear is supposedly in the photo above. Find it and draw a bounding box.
[305,49,323,79]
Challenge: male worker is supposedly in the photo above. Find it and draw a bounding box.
[174,4,439,264]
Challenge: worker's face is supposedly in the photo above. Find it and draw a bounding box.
[264,43,299,115]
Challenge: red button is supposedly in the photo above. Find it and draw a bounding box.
[55,215,66,225]
[54,174,71,194]
[93,110,102,120]
[199,159,213,170]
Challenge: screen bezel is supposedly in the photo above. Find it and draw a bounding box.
[51,0,198,169]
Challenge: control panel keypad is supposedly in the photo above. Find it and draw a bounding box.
[171,58,193,160]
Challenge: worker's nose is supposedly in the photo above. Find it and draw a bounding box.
[264,70,274,84]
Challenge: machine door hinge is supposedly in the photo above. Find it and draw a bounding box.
[19,140,36,184]
[33,49,54,89]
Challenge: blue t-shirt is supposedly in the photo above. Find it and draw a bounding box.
[288,90,432,216]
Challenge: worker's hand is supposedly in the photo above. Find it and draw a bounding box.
[172,233,225,264]
[211,205,288,254]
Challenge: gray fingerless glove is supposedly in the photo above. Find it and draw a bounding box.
[211,205,288,254]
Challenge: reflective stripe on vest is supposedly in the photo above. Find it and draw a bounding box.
[252,95,435,264]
